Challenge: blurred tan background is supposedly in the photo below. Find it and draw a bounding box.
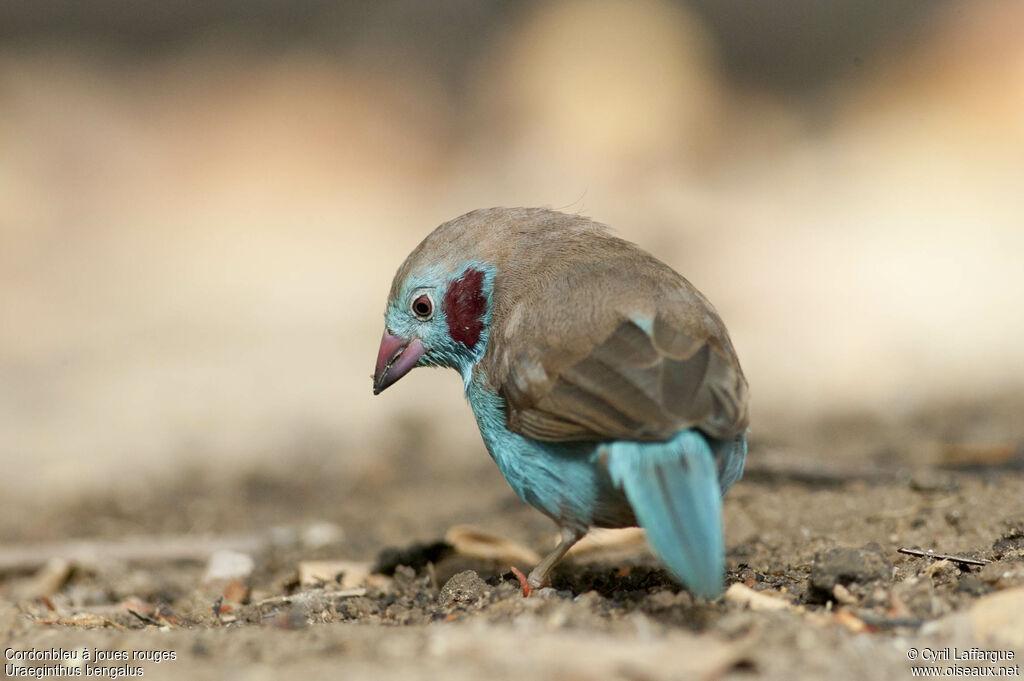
[2,0,1022,500]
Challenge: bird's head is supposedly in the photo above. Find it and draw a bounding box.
[372,207,598,395]
[373,260,493,395]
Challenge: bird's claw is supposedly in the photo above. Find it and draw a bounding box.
[509,566,533,597]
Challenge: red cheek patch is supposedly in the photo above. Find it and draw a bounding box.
[444,268,486,349]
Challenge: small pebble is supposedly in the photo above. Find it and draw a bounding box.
[809,543,891,603]
[203,550,254,583]
[438,570,488,608]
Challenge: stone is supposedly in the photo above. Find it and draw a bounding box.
[809,543,891,602]
[438,570,489,608]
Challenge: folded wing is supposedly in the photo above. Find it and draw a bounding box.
[496,303,748,443]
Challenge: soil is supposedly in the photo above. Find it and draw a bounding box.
[2,398,1024,681]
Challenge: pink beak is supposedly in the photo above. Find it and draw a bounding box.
[373,330,426,395]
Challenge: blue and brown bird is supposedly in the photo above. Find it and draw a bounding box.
[373,208,748,597]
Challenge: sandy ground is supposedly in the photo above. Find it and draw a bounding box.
[3,4,1024,679]
[2,398,1023,681]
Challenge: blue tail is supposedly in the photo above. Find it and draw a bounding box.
[606,430,728,598]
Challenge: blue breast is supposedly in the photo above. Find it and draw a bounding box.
[465,376,635,531]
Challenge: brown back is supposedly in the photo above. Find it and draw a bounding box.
[397,207,749,441]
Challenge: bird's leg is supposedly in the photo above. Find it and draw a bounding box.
[524,526,585,592]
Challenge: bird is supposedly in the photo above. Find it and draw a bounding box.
[372,207,748,597]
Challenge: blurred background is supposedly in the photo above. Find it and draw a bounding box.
[1,0,1022,511]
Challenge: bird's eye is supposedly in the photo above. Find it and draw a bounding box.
[411,294,433,320]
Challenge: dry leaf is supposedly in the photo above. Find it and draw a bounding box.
[566,528,647,556]
[444,525,541,565]
[10,558,73,600]
[724,583,796,612]
[833,609,871,633]
[832,584,858,605]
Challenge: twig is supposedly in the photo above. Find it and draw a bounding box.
[254,588,367,609]
[36,615,126,630]
[127,609,162,627]
[855,612,926,629]
[896,547,990,566]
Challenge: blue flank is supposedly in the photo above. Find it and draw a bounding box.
[467,373,747,598]
[714,433,747,496]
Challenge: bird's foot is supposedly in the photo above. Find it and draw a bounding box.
[509,566,532,597]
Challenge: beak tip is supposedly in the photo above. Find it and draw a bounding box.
[372,332,425,395]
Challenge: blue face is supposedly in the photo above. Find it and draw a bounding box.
[385,263,494,383]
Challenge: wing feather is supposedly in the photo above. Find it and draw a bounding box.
[495,314,747,443]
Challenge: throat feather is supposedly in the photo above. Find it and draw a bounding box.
[444,268,486,350]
